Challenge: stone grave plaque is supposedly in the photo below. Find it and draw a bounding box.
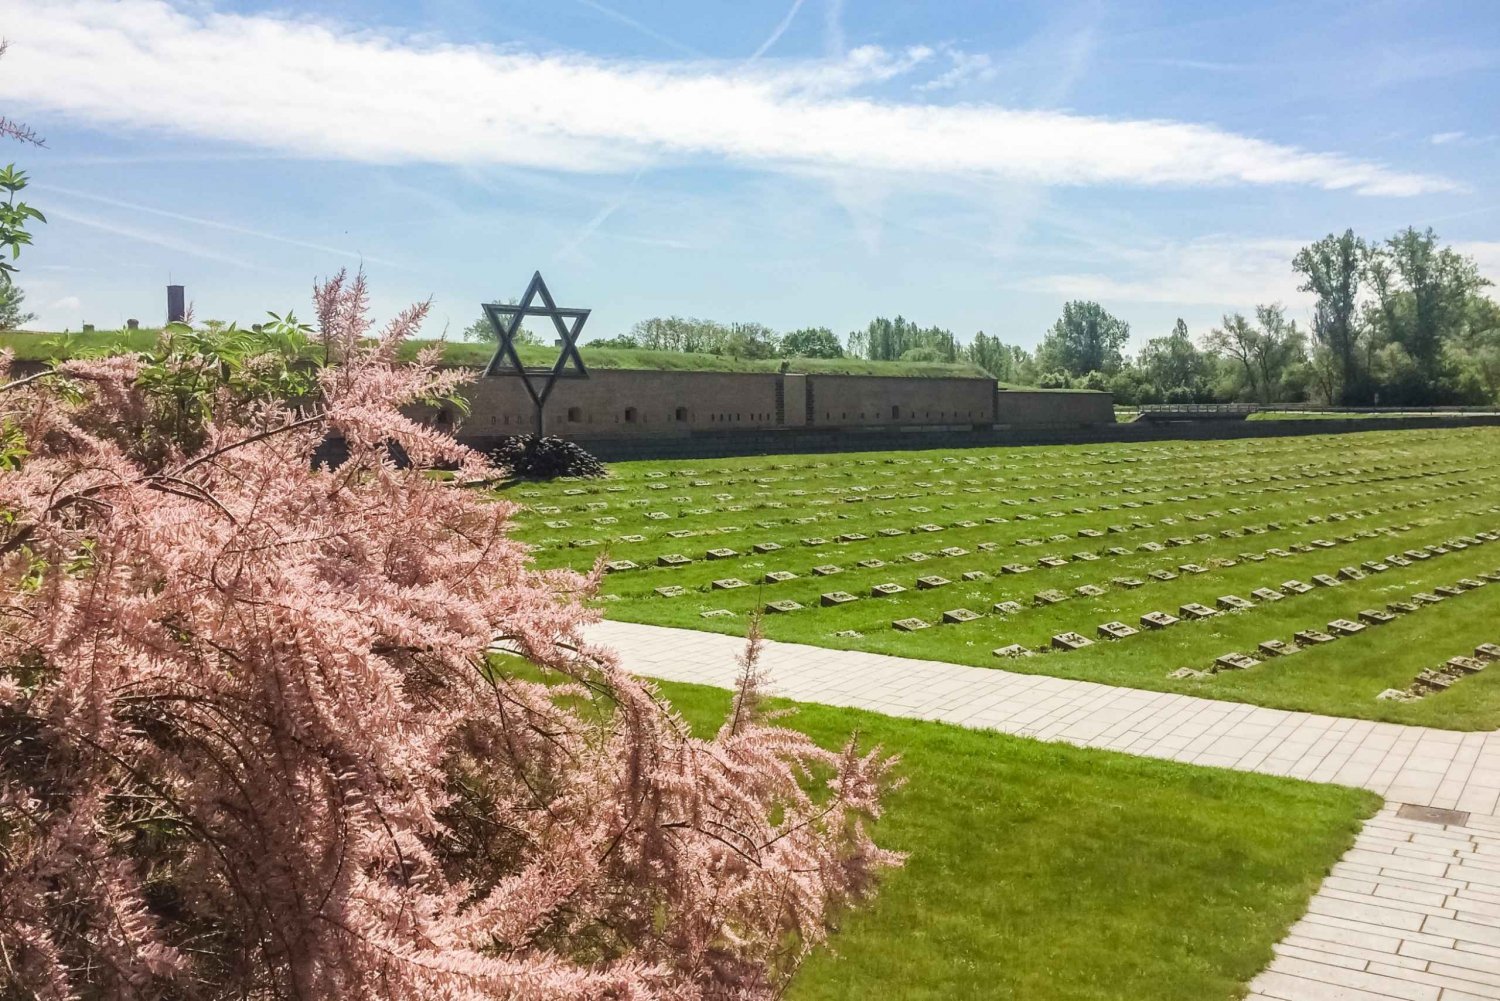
[1106,546,1131,557]
[1052,632,1094,651]
[763,571,799,584]
[942,608,982,625]
[1179,603,1219,620]
[1311,574,1341,588]
[940,547,970,558]
[1074,584,1106,598]
[917,575,952,590]
[892,617,930,632]
[993,644,1032,657]
[1217,595,1254,611]
[1138,542,1166,553]
[657,553,693,568]
[1386,600,1419,614]
[1412,592,1444,605]
[812,564,843,577]
[665,530,696,540]
[837,532,869,543]
[1414,670,1455,693]
[1214,653,1260,672]
[1259,639,1296,657]
[906,551,932,563]
[1038,556,1069,568]
[915,523,944,534]
[1078,528,1104,538]
[1193,533,1214,543]
[1361,560,1389,573]
[765,599,802,614]
[618,534,647,544]
[856,559,887,570]
[1312,539,1336,549]
[1405,549,1429,561]
[706,547,739,560]
[1148,569,1179,582]
[1475,643,1500,662]
[1169,667,1208,680]
[958,570,989,583]
[1167,536,1192,548]
[701,609,735,619]
[1434,585,1464,598]
[1429,544,1452,555]
[878,528,905,538]
[1482,571,1500,583]
[1294,629,1336,646]
[1250,587,1284,603]
[653,585,688,598]
[1327,618,1365,636]
[1034,588,1068,605]
[1179,564,1209,575]
[1220,528,1242,538]
[1357,608,1397,625]
[1290,543,1314,554]
[1001,564,1032,575]
[753,542,783,554]
[1240,552,1268,563]
[1048,534,1070,544]
[976,542,1001,553]
[801,537,829,547]
[871,582,906,597]
[1386,554,1413,568]
[1448,656,1486,675]
[1267,548,1292,558]
[1097,621,1138,640]
[711,578,749,591]
[571,536,604,548]
[820,591,858,607]
[992,600,1023,615]
[1458,578,1487,590]
[604,560,639,573]
[1073,552,1100,562]
[1336,566,1365,581]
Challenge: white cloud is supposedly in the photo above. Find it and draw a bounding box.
[1430,131,1466,145]
[0,0,1458,197]
[1456,241,1500,285]
[1018,237,1313,310]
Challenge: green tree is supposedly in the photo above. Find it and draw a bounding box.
[1293,230,1368,404]
[847,316,958,362]
[1137,318,1213,399]
[0,280,35,329]
[460,299,539,345]
[965,331,1031,381]
[0,164,45,287]
[1205,305,1307,404]
[1455,295,1500,402]
[780,326,844,358]
[1364,227,1491,393]
[1036,301,1129,377]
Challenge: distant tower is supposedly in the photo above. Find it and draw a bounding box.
[166,284,186,324]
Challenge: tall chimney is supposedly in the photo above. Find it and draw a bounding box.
[166,285,186,324]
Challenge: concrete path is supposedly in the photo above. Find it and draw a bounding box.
[588,619,1500,1000]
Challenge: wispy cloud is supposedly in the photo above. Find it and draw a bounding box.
[38,184,407,268]
[0,0,1456,197]
[46,205,264,270]
[749,0,807,61]
[1431,131,1466,145]
[571,0,702,57]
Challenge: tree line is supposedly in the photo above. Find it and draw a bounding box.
[500,227,1495,404]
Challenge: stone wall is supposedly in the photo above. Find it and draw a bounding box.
[419,366,1115,443]
[995,389,1115,427]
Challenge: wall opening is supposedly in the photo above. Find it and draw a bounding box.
[567,406,582,423]
[675,406,688,422]
[624,407,638,423]
[891,405,901,419]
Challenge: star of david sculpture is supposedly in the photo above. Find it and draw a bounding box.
[481,272,590,437]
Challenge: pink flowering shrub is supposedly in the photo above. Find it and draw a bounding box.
[0,272,900,1000]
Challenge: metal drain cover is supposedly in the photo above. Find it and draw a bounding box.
[1396,803,1470,827]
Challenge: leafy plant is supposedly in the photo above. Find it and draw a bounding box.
[0,164,43,285]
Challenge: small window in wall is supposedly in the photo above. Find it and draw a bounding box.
[892,405,901,419]
[675,406,688,421]
[567,406,582,423]
[624,407,638,423]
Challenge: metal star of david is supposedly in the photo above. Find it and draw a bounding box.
[481,272,590,416]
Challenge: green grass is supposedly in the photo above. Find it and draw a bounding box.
[502,427,1500,728]
[0,329,992,379]
[657,678,1377,1001]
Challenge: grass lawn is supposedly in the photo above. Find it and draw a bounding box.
[0,329,993,379]
[656,678,1378,1001]
[503,427,1500,728]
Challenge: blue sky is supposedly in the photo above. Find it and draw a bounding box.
[3,0,1497,352]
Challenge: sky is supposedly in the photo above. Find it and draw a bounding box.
[1,0,1498,353]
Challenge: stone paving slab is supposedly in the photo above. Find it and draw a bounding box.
[588,620,1500,812]
[584,619,1500,999]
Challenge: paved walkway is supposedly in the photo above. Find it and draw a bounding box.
[588,619,1500,1000]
